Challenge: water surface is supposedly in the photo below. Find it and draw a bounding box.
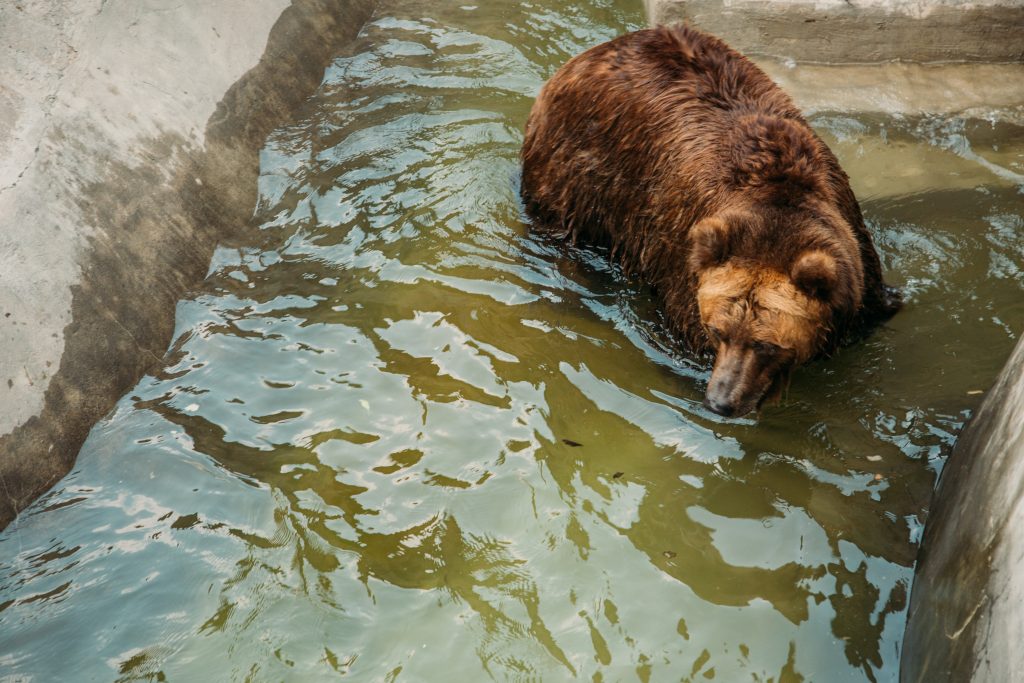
[2,2,1023,681]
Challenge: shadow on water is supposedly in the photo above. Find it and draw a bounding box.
[1,1,1022,681]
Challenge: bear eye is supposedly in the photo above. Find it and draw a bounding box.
[752,340,781,356]
[706,325,726,342]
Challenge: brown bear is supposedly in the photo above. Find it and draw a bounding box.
[521,25,901,417]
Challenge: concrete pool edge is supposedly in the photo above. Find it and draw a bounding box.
[644,1,1024,121]
[645,0,1024,64]
[0,0,377,530]
[900,335,1024,682]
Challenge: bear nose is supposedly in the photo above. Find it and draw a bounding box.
[703,395,736,417]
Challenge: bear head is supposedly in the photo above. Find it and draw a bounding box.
[688,206,862,417]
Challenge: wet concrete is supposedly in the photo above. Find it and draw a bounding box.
[0,0,376,529]
[901,337,1024,682]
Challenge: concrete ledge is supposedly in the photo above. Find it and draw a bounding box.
[901,335,1024,682]
[0,0,376,529]
[760,61,1024,127]
[646,0,1024,63]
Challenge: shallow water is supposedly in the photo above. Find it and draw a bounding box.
[2,1,1023,681]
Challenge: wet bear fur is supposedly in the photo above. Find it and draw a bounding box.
[520,25,901,416]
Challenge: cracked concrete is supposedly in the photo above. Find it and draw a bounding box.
[0,0,376,528]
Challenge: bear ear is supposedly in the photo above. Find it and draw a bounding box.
[791,250,837,300]
[688,216,731,272]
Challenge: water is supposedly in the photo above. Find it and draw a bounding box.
[2,1,1022,681]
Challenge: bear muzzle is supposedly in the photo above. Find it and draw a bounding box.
[703,343,791,418]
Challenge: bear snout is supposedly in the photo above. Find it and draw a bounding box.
[703,390,741,418]
[704,345,777,418]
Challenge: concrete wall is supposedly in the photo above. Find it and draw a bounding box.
[901,337,1024,682]
[0,0,376,529]
[645,0,1024,63]
[645,0,1024,123]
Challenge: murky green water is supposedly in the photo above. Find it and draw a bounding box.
[2,2,1023,681]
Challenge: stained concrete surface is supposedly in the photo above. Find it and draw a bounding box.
[0,0,376,529]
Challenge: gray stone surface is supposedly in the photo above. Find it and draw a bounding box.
[0,0,375,528]
[901,335,1024,682]
[646,0,1024,63]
